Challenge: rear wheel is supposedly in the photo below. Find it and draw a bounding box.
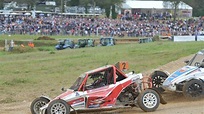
[47,99,70,114]
[137,89,160,112]
[183,79,204,100]
[30,97,50,114]
[151,71,168,93]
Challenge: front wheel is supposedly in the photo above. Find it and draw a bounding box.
[183,79,204,100]
[151,71,168,93]
[137,89,160,112]
[30,97,50,114]
[47,99,70,114]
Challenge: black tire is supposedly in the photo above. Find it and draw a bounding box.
[151,71,168,93]
[30,97,50,114]
[137,89,160,112]
[47,99,70,114]
[183,79,204,100]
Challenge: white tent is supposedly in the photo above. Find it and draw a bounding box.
[122,1,192,10]
[120,0,193,17]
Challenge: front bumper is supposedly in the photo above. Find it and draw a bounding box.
[163,82,184,92]
[163,84,176,91]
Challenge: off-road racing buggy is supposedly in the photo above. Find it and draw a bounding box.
[55,39,75,50]
[31,62,166,114]
[99,37,116,46]
[151,49,204,100]
[75,39,95,48]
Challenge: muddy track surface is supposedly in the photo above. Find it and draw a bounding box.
[1,55,204,114]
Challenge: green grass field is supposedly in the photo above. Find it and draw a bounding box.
[0,34,101,40]
[0,36,204,104]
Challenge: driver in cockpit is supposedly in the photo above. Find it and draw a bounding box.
[91,73,106,88]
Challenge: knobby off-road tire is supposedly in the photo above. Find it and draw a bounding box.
[47,99,70,114]
[30,97,50,114]
[183,79,204,100]
[137,89,160,112]
[151,71,168,93]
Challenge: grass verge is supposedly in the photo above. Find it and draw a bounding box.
[0,41,203,103]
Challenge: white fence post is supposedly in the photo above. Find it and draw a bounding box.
[5,39,9,51]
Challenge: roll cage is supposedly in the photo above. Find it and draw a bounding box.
[69,65,127,91]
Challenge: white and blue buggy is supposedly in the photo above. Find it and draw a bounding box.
[151,49,204,100]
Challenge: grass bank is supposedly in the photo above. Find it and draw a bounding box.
[0,41,204,103]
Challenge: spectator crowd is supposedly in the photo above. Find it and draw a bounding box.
[0,12,204,37]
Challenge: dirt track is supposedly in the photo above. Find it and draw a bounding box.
[1,55,204,114]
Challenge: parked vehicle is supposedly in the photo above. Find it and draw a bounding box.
[139,37,153,43]
[99,37,115,46]
[151,49,204,100]
[75,39,95,48]
[31,62,166,114]
[55,39,75,50]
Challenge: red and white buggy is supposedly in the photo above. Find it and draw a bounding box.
[31,62,166,114]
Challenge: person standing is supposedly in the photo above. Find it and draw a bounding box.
[9,40,14,51]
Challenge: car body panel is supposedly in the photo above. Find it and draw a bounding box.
[35,62,162,114]
[75,39,95,48]
[162,49,204,92]
[100,37,115,46]
[55,39,75,50]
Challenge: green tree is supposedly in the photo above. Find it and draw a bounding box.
[78,0,124,18]
[97,0,124,18]
[0,0,3,9]
[54,0,79,12]
[69,0,79,6]
[184,0,204,17]
[163,0,180,23]
[55,0,73,6]
[78,0,90,13]
[12,0,37,10]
